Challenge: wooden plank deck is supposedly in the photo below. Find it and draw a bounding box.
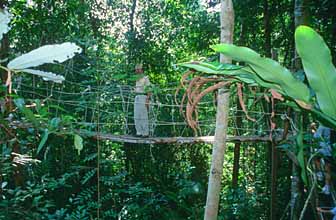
[81,131,275,144]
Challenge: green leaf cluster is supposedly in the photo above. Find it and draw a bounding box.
[182,26,336,128]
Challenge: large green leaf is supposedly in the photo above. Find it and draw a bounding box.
[212,44,311,104]
[180,61,283,89]
[13,98,39,127]
[296,128,308,186]
[310,108,336,129]
[37,129,49,155]
[21,69,65,83]
[7,42,82,70]
[180,61,241,74]
[74,134,84,155]
[295,26,336,119]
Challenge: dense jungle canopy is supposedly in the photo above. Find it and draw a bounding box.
[1,0,336,219]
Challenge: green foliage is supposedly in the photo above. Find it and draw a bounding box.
[182,45,312,106]
[212,44,311,104]
[37,129,49,154]
[0,10,82,83]
[0,172,71,219]
[295,25,336,120]
[64,206,90,220]
[81,168,96,185]
[181,25,336,190]
[296,126,308,185]
[220,188,263,219]
[183,26,336,130]
[2,1,335,219]
[8,42,82,70]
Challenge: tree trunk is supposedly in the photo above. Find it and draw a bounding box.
[294,0,309,29]
[129,0,137,34]
[294,0,309,70]
[263,0,271,57]
[270,49,279,220]
[204,89,230,220]
[0,0,23,186]
[0,0,9,102]
[290,1,310,220]
[128,0,137,63]
[204,1,234,220]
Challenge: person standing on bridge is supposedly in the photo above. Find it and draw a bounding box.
[134,63,151,137]
[312,124,335,195]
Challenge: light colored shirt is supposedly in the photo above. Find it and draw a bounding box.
[314,125,332,156]
[135,76,151,94]
[331,207,336,220]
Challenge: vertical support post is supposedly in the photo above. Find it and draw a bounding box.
[204,88,230,220]
[270,140,278,220]
[232,142,241,187]
[204,1,234,220]
[270,48,279,220]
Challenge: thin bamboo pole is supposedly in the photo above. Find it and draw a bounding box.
[204,1,234,219]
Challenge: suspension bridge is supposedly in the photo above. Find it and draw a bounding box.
[10,62,289,144]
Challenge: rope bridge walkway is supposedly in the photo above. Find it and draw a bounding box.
[11,62,289,144]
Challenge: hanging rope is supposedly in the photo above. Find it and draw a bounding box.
[96,74,101,220]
